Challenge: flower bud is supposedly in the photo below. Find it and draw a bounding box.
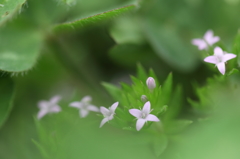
[141,95,148,103]
[146,77,156,90]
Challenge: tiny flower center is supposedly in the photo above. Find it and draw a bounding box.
[216,56,223,63]
[141,112,147,119]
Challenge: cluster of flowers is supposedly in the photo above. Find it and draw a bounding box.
[37,77,160,131]
[192,30,237,75]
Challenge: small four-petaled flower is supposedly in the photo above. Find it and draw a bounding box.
[192,30,220,50]
[69,96,99,118]
[204,47,236,75]
[99,102,119,128]
[129,101,160,131]
[37,95,62,119]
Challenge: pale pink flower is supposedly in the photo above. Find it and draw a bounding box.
[146,77,156,90]
[69,96,99,118]
[204,47,236,75]
[192,30,220,50]
[129,101,160,131]
[37,95,61,119]
[99,102,119,128]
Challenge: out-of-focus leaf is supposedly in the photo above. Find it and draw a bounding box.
[0,76,14,128]
[0,0,26,26]
[152,134,168,157]
[164,120,193,134]
[164,85,182,120]
[53,4,137,33]
[110,15,144,44]
[227,68,239,76]
[161,73,173,105]
[102,82,121,101]
[0,19,43,72]
[32,139,50,159]
[136,63,148,82]
[143,23,199,72]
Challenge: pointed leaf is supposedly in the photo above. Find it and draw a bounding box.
[53,4,137,33]
[161,73,173,105]
[152,134,168,157]
[102,82,121,101]
[0,76,14,128]
[137,63,148,82]
[0,19,43,72]
[0,0,26,26]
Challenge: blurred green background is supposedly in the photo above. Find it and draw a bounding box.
[0,0,240,158]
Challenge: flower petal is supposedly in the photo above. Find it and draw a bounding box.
[100,117,109,128]
[69,101,81,108]
[87,105,99,112]
[204,56,218,64]
[50,105,61,113]
[203,30,214,40]
[109,102,119,113]
[81,96,92,103]
[223,53,237,62]
[136,119,146,131]
[214,47,224,57]
[37,109,48,119]
[129,109,142,118]
[50,95,61,104]
[80,109,89,118]
[208,36,220,45]
[146,114,160,122]
[217,62,226,75]
[191,39,207,50]
[142,101,151,114]
[38,101,49,109]
[100,106,109,116]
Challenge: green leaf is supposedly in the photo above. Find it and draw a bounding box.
[32,139,50,159]
[0,76,14,128]
[152,134,168,157]
[161,73,173,105]
[227,68,239,76]
[142,18,199,72]
[0,0,26,26]
[0,19,43,72]
[164,85,182,120]
[53,4,137,33]
[102,82,121,101]
[136,63,148,82]
[164,120,193,134]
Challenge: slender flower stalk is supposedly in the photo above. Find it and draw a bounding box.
[99,102,119,128]
[146,77,156,90]
[129,101,160,131]
[204,47,236,75]
[192,30,220,50]
[37,95,62,119]
[69,96,99,118]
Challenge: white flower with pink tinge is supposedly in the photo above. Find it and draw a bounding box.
[129,101,160,131]
[37,95,62,119]
[192,30,220,50]
[69,96,99,118]
[99,102,119,128]
[204,47,236,75]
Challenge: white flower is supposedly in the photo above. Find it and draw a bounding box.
[37,95,62,119]
[99,102,119,128]
[129,101,160,131]
[192,30,220,50]
[69,96,99,118]
[146,77,156,90]
[204,47,236,75]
